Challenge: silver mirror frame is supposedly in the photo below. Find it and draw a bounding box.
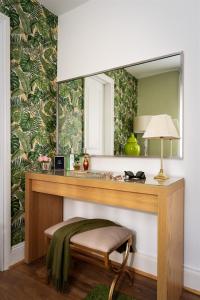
[56,51,184,159]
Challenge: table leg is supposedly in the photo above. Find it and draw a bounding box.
[157,187,184,300]
[25,178,63,263]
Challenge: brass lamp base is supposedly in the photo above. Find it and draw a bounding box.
[154,169,169,181]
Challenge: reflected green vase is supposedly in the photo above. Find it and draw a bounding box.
[124,133,140,156]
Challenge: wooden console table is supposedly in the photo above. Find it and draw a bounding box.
[25,171,184,300]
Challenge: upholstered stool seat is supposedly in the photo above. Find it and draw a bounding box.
[45,217,132,253]
[44,217,134,300]
[44,217,85,237]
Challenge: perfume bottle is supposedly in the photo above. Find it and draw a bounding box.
[83,149,89,171]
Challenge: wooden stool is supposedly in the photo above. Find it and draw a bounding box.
[44,217,134,300]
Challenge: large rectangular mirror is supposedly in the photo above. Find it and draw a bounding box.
[57,52,183,158]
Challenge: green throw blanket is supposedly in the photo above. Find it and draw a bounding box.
[46,218,120,292]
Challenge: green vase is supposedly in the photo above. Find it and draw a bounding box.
[124,133,140,156]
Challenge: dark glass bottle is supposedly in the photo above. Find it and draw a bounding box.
[83,155,89,171]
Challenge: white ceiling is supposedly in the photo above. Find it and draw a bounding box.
[126,55,181,79]
[38,0,90,15]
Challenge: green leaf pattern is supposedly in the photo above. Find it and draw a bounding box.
[58,69,137,157]
[58,79,84,155]
[106,69,137,155]
[0,0,58,245]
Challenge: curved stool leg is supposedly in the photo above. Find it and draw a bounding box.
[108,271,123,300]
[108,236,133,300]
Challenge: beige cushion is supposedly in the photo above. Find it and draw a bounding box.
[44,217,86,237]
[44,217,132,253]
[71,226,132,252]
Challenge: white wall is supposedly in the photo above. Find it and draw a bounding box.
[58,0,200,291]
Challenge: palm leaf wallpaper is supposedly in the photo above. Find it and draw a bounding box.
[58,79,84,155]
[58,69,137,157]
[0,0,58,245]
[106,69,137,155]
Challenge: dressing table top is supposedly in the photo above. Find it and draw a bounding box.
[27,170,183,188]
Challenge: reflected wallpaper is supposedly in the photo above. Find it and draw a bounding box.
[58,79,84,155]
[106,69,137,155]
[58,69,138,156]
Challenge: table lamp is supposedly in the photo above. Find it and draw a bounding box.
[134,115,152,156]
[143,114,179,180]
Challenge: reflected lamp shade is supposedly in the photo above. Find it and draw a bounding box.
[134,115,152,133]
[143,114,179,180]
[134,115,152,156]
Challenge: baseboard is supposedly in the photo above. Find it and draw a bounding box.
[184,265,200,294]
[132,252,157,276]
[184,286,200,296]
[9,243,200,294]
[10,242,25,267]
[111,251,200,293]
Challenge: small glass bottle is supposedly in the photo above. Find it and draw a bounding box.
[83,155,89,171]
[83,149,89,171]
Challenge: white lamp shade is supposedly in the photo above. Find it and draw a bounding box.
[173,118,179,131]
[134,115,152,133]
[143,114,179,139]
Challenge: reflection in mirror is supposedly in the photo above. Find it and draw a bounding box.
[84,74,114,155]
[57,52,183,158]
